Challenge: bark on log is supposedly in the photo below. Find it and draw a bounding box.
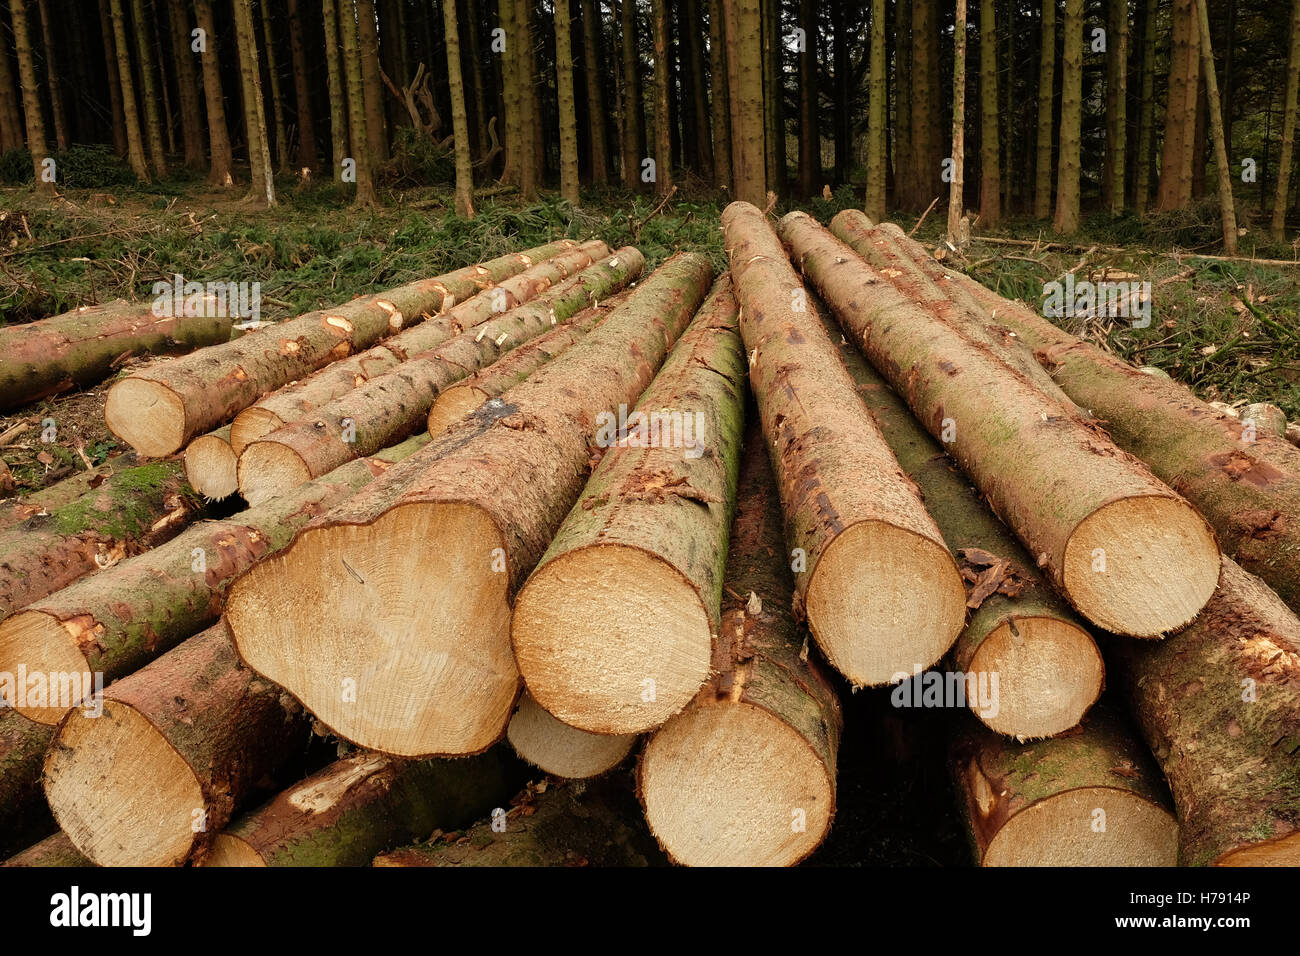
[513,275,747,734]
[228,241,610,454]
[1,455,143,529]
[225,253,714,758]
[0,435,429,724]
[506,692,637,778]
[638,419,842,866]
[43,621,312,867]
[0,299,236,411]
[105,240,581,457]
[373,776,664,866]
[183,425,238,501]
[203,748,525,866]
[951,703,1178,866]
[778,210,1221,638]
[0,711,55,857]
[1112,557,1300,865]
[0,458,201,622]
[4,831,92,867]
[820,306,1103,740]
[237,248,645,506]
[721,201,967,686]
[426,292,626,436]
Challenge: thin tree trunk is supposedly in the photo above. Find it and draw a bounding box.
[340,0,377,204]
[516,0,539,200]
[34,0,66,150]
[231,0,274,206]
[1273,0,1300,241]
[126,0,166,175]
[466,0,490,159]
[650,0,672,195]
[709,0,731,189]
[1155,0,1199,211]
[1194,0,1236,253]
[1104,0,1128,213]
[259,0,290,173]
[979,0,1000,225]
[498,0,521,185]
[620,0,645,188]
[724,0,765,204]
[556,0,581,202]
[193,0,231,185]
[896,0,913,208]
[321,0,349,177]
[167,0,205,169]
[866,0,886,219]
[95,0,128,157]
[444,0,476,217]
[285,0,318,169]
[797,0,816,197]
[1032,0,1054,219]
[949,0,967,241]
[761,0,782,193]
[1052,0,1081,233]
[356,0,387,167]
[684,0,712,179]
[1132,0,1156,212]
[8,0,53,194]
[0,6,24,151]
[150,0,174,155]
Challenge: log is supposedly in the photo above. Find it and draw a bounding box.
[43,621,312,867]
[951,703,1178,866]
[104,240,581,457]
[932,256,1300,613]
[512,275,747,734]
[425,291,627,436]
[638,418,843,866]
[721,201,967,686]
[203,748,526,866]
[183,425,238,501]
[4,832,92,867]
[0,711,55,857]
[373,776,665,867]
[0,433,429,725]
[506,692,637,779]
[778,210,1221,638]
[0,298,236,411]
[225,253,714,757]
[1111,557,1300,865]
[820,306,1103,740]
[0,458,201,622]
[237,247,645,505]
[1,455,142,528]
[228,240,610,454]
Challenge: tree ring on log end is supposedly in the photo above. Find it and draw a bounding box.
[0,610,94,724]
[426,385,484,436]
[105,378,187,458]
[184,434,238,500]
[229,407,286,455]
[506,691,637,778]
[1213,833,1300,866]
[203,835,266,867]
[237,441,313,506]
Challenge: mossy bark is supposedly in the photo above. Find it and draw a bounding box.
[0,711,55,857]
[3,831,91,867]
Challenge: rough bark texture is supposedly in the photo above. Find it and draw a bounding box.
[444,0,476,217]
[10,0,54,194]
[864,0,885,219]
[44,621,311,866]
[650,0,672,197]
[723,0,765,205]
[225,254,713,758]
[127,0,165,176]
[237,246,640,504]
[1133,0,1156,212]
[1052,0,1082,233]
[0,300,235,410]
[4,831,90,866]
[951,703,1178,866]
[1193,0,1238,254]
[194,0,232,186]
[373,776,665,866]
[340,0,376,204]
[1103,0,1128,214]
[619,0,646,188]
[107,0,148,180]
[355,0,387,168]
[0,458,200,622]
[722,201,966,686]
[321,0,349,178]
[581,0,608,184]
[555,0,580,203]
[231,0,274,205]
[204,748,526,866]
[0,435,429,724]
[1033,0,1055,220]
[978,0,999,226]
[1110,557,1300,865]
[779,210,1220,638]
[167,0,205,169]
[1274,0,1300,239]
[105,241,579,457]
[258,0,289,173]
[1155,0,1200,211]
[513,276,747,734]
[286,0,317,169]
[0,711,55,858]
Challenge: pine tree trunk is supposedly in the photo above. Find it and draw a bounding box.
[1103,0,1128,214]
[356,0,388,167]
[207,749,527,867]
[321,0,350,179]
[979,0,1000,226]
[910,0,940,211]
[0,712,55,858]
[724,202,967,686]
[10,0,54,194]
[796,0,816,197]
[104,240,580,457]
[236,245,633,505]
[761,0,782,193]
[1273,0,1300,239]
[43,622,312,867]
[0,6,24,151]
[286,0,317,169]
[724,0,765,205]
[650,0,672,196]
[638,417,843,866]
[620,0,646,187]
[1194,0,1237,254]
[1132,0,1156,212]
[465,0,490,160]
[232,0,275,206]
[340,0,377,204]
[445,0,476,216]
[580,0,608,184]
[150,0,175,156]
[224,254,714,758]
[555,0,581,202]
[127,0,166,175]
[194,0,232,186]
[949,0,967,241]
[507,692,637,778]
[952,703,1178,865]
[516,0,539,200]
[1154,0,1199,211]
[108,0,148,180]
[4,831,91,867]
[167,0,206,169]
[34,0,66,150]
[498,0,521,185]
[1052,0,1081,232]
[259,0,290,173]
[513,276,746,735]
[683,0,712,179]
[779,210,1221,639]
[896,0,913,208]
[95,0,128,157]
[865,0,886,219]
[708,0,731,189]
[0,435,431,726]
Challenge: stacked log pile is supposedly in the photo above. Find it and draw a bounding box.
[2,218,1298,868]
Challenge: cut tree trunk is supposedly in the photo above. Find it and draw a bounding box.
[506,692,637,778]
[513,277,746,734]
[105,241,580,457]
[722,201,967,686]
[0,299,236,410]
[0,435,429,725]
[203,748,525,866]
[778,210,1221,638]
[0,458,200,622]
[43,621,312,867]
[1110,557,1300,865]
[638,417,842,866]
[4,831,91,867]
[224,254,714,758]
[237,246,640,505]
[951,702,1178,866]
[0,712,55,858]
[426,293,626,435]
[183,426,237,501]
[229,242,611,455]
[373,776,664,866]
[821,304,1103,740]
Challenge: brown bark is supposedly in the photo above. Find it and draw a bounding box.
[619,0,646,188]
[0,711,54,858]
[167,0,206,170]
[340,0,377,204]
[127,0,165,176]
[356,0,387,167]
[1052,0,1081,233]
[34,0,66,150]
[1154,0,1200,211]
[949,0,967,242]
[232,0,274,206]
[286,0,317,169]
[0,4,24,151]
[4,831,91,866]
[1193,0,1238,254]
[979,0,1000,226]
[708,0,731,191]
[225,254,714,758]
[321,0,349,177]
[650,0,672,196]
[194,0,232,186]
[581,0,608,184]
[9,0,53,194]
[724,0,764,205]
[259,0,290,173]
[1274,0,1300,239]
[1033,0,1055,219]
[556,0,581,203]
[96,0,128,158]
[445,0,476,216]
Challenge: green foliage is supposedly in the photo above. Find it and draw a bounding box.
[0,146,135,188]
[384,126,456,187]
